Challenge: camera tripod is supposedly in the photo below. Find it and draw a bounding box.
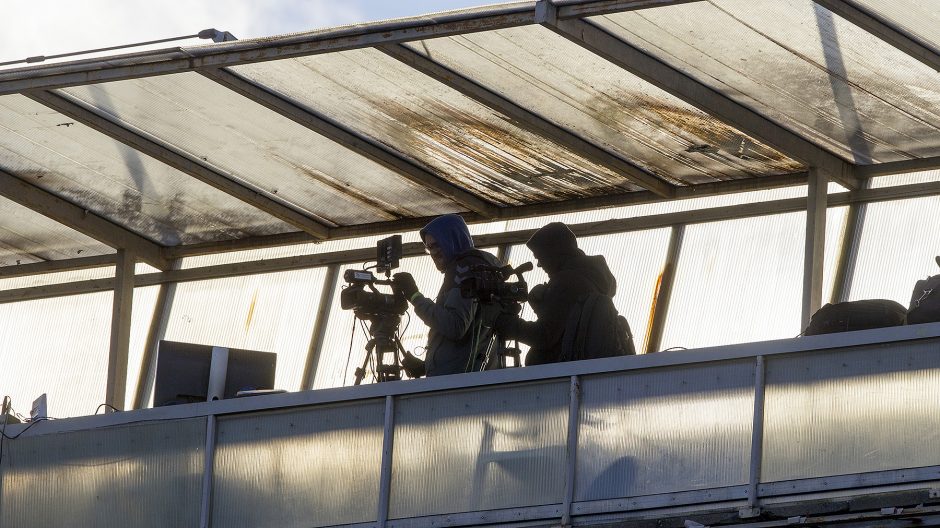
[353,311,406,385]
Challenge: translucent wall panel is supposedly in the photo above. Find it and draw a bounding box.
[762,341,940,481]
[0,418,205,528]
[125,285,161,409]
[848,196,940,304]
[212,400,385,528]
[390,381,568,518]
[870,169,940,188]
[576,361,754,501]
[0,292,112,418]
[313,251,497,389]
[661,210,845,350]
[163,268,327,393]
[508,228,671,355]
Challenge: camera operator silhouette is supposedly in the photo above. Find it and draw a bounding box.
[392,214,505,377]
[496,222,635,365]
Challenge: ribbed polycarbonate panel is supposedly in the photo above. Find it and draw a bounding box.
[593,0,940,163]
[0,94,292,245]
[0,194,111,265]
[576,360,754,500]
[660,210,845,350]
[390,381,568,518]
[0,292,112,418]
[409,26,800,185]
[233,51,645,207]
[762,340,940,481]
[847,196,940,304]
[853,0,940,53]
[62,74,458,225]
[162,268,327,392]
[313,252,496,389]
[870,169,940,188]
[0,417,205,527]
[126,285,161,409]
[212,400,385,528]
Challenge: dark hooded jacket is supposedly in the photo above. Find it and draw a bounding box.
[500,223,617,366]
[412,215,502,376]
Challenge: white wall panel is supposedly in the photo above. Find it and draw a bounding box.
[163,268,327,393]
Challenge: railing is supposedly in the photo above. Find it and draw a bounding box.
[3,323,940,528]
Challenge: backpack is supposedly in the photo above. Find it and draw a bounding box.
[804,299,907,336]
[907,258,940,325]
[560,292,636,361]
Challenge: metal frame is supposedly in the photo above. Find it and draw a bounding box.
[6,178,940,305]
[0,168,168,269]
[105,248,135,411]
[133,258,182,409]
[814,0,940,73]
[301,264,341,390]
[644,224,683,353]
[26,89,334,239]
[538,7,857,190]
[377,43,675,198]
[198,67,498,218]
[801,168,828,328]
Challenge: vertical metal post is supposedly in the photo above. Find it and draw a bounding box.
[744,355,767,516]
[133,258,181,409]
[562,375,582,527]
[645,225,684,353]
[199,414,219,528]
[301,264,341,390]
[802,168,828,329]
[106,248,135,411]
[496,244,511,264]
[829,179,870,304]
[377,395,396,528]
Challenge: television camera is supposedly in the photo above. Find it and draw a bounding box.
[459,261,534,369]
[339,235,414,384]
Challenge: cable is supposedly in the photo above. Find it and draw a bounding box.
[95,403,122,415]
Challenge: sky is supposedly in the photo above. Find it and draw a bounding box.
[1,0,494,67]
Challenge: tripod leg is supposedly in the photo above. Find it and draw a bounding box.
[354,339,375,386]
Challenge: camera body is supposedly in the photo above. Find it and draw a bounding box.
[460,262,533,304]
[340,269,407,316]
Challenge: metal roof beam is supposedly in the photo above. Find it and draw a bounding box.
[538,6,859,190]
[26,89,332,239]
[0,169,169,269]
[0,254,116,278]
[6,178,940,303]
[198,67,499,218]
[378,43,675,198]
[855,156,940,178]
[814,0,940,73]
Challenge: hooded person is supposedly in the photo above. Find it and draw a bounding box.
[392,214,503,376]
[496,222,620,365]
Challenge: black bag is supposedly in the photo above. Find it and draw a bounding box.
[907,257,940,325]
[561,292,636,361]
[804,299,907,336]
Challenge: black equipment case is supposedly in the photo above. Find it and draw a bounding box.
[804,299,907,336]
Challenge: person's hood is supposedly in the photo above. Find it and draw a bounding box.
[420,214,474,264]
[563,253,617,297]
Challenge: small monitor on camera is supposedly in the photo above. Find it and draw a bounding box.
[376,235,402,275]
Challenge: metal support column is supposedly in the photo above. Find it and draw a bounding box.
[645,225,684,353]
[743,355,767,517]
[301,264,341,390]
[199,414,219,528]
[830,179,870,304]
[377,395,396,528]
[106,248,135,411]
[802,168,829,329]
[133,258,182,409]
[562,375,582,527]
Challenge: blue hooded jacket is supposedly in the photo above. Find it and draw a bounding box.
[419,214,475,265]
[412,214,501,376]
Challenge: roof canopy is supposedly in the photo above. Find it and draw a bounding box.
[1,0,938,270]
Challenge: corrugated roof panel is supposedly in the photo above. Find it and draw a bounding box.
[232,49,647,207]
[0,194,111,265]
[61,73,460,226]
[407,26,802,185]
[0,94,294,246]
[853,0,940,53]
[593,0,940,164]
